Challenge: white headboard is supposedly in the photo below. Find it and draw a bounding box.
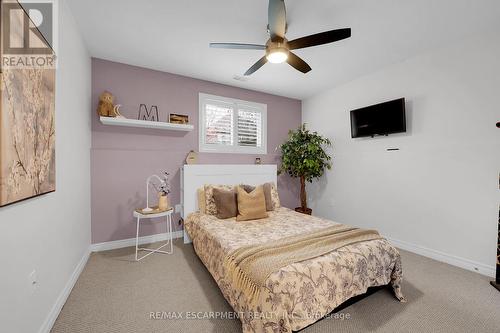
[181,164,277,243]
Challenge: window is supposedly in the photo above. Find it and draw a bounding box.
[199,93,267,154]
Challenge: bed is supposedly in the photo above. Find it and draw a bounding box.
[181,165,405,333]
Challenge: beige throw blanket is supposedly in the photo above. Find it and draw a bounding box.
[223,224,383,304]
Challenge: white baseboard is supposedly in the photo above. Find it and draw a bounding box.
[386,236,495,278]
[39,247,91,333]
[90,230,184,252]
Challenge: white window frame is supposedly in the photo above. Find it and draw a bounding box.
[199,93,267,154]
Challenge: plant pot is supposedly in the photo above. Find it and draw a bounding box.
[158,195,169,210]
[295,207,312,215]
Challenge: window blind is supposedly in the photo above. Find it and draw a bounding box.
[204,103,233,146]
[238,109,262,147]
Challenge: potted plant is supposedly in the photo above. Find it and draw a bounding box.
[278,124,332,215]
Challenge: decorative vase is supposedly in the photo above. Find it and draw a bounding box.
[158,194,169,210]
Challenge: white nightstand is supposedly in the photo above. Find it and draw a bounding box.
[133,208,173,261]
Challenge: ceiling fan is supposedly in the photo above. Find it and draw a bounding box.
[209,0,351,76]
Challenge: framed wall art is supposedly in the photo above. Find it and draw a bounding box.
[0,0,57,206]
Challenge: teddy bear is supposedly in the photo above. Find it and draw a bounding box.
[97,91,122,117]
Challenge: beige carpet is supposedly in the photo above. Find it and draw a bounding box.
[51,239,500,333]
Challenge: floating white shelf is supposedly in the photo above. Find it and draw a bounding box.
[99,116,194,132]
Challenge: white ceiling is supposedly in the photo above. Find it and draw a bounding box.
[67,0,500,100]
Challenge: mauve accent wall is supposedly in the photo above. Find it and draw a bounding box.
[91,58,301,244]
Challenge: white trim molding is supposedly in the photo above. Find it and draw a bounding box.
[39,248,91,333]
[90,231,183,252]
[386,236,495,278]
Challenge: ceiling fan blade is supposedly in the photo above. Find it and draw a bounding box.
[244,56,268,76]
[209,43,266,50]
[268,0,286,42]
[287,52,311,74]
[288,28,351,50]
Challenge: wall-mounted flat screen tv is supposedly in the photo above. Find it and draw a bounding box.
[350,98,406,138]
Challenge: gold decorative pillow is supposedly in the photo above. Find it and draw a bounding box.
[204,184,234,216]
[269,182,281,209]
[213,188,238,219]
[241,183,273,211]
[236,185,268,221]
[197,187,206,214]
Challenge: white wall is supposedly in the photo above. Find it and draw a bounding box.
[0,1,91,332]
[303,32,500,276]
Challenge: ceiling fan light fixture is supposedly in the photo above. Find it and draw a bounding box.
[266,48,289,63]
[212,1,351,75]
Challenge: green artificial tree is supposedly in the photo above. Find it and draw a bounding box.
[278,124,332,215]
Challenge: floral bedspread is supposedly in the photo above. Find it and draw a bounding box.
[184,207,405,333]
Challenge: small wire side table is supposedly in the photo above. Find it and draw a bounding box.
[133,208,173,261]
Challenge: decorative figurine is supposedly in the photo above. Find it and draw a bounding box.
[186,150,198,165]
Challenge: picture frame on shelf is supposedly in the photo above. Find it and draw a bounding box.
[169,113,189,124]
